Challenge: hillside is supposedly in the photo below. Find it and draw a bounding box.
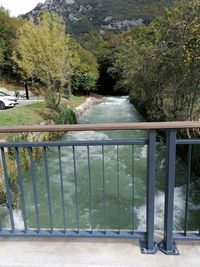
[23,0,172,36]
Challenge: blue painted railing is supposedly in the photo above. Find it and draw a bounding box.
[0,122,199,255]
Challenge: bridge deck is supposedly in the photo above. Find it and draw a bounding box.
[0,237,199,267]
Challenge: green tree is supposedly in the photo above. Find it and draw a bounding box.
[80,31,104,55]
[13,12,73,106]
[70,39,99,95]
[108,0,200,122]
[0,7,23,76]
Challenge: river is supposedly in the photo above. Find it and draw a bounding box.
[1,97,199,231]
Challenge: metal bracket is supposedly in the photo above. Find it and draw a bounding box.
[140,240,158,254]
[158,240,179,255]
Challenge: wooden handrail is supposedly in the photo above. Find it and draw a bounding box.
[0,121,199,133]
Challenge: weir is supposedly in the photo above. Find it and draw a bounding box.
[0,97,199,255]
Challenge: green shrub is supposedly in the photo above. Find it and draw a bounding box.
[53,105,77,125]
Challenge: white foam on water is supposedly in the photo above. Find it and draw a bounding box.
[67,131,111,141]
[13,210,24,229]
[105,96,128,101]
[190,204,200,211]
[140,146,147,159]
[99,97,129,106]
[135,146,147,161]
[136,187,185,231]
[3,209,24,230]
[160,159,165,169]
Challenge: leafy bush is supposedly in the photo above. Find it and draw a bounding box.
[53,105,77,125]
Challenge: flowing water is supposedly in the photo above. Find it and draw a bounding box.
[1,97,200,231]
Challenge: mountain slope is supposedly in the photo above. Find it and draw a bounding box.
[24,0,172,36]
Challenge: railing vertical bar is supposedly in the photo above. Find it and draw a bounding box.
[159,129,179,255]
[43,147,53,232]
[164,129,177,252]
[117,145,120,234]
[102,145,106,234]
[1,148,15,232]
[72,146,79,233]
[141,130,157,254]
[147,130,156,250]
[58,146,67,232]
[14,147,27,232]
[29,147,40,232]
[184,144,192,236]
[0,210,1,231]
[87,146,93,233]
[131,145,135,234]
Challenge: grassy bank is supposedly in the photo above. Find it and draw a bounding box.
[0,102,47,126]
[0,95,85,127]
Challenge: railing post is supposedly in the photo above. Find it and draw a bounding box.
[159,129,179,255]
[141,130,157,254]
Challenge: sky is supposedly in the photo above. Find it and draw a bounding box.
[0,0,45,17]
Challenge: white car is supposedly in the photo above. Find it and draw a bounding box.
[0,91,18,110]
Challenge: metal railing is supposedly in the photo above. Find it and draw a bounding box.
[0,122,199,255]
[159,129,200,255]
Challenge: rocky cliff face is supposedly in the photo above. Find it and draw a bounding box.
[23,0,171,36]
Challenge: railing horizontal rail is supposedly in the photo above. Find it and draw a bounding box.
[0,230,145,239]
[176,139,200,145]
[0,121,199,133]
[0,139,148,148]
[173,233,200,241]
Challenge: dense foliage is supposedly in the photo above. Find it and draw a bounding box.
[53,105,77,125]
[91,0,200,125]
[0,8,23,76]
[70,39,99,95]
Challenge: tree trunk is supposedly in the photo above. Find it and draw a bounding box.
[25,79,29,100]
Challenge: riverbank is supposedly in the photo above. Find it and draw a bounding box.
[75,95,103,118]
[0,94,102,129]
